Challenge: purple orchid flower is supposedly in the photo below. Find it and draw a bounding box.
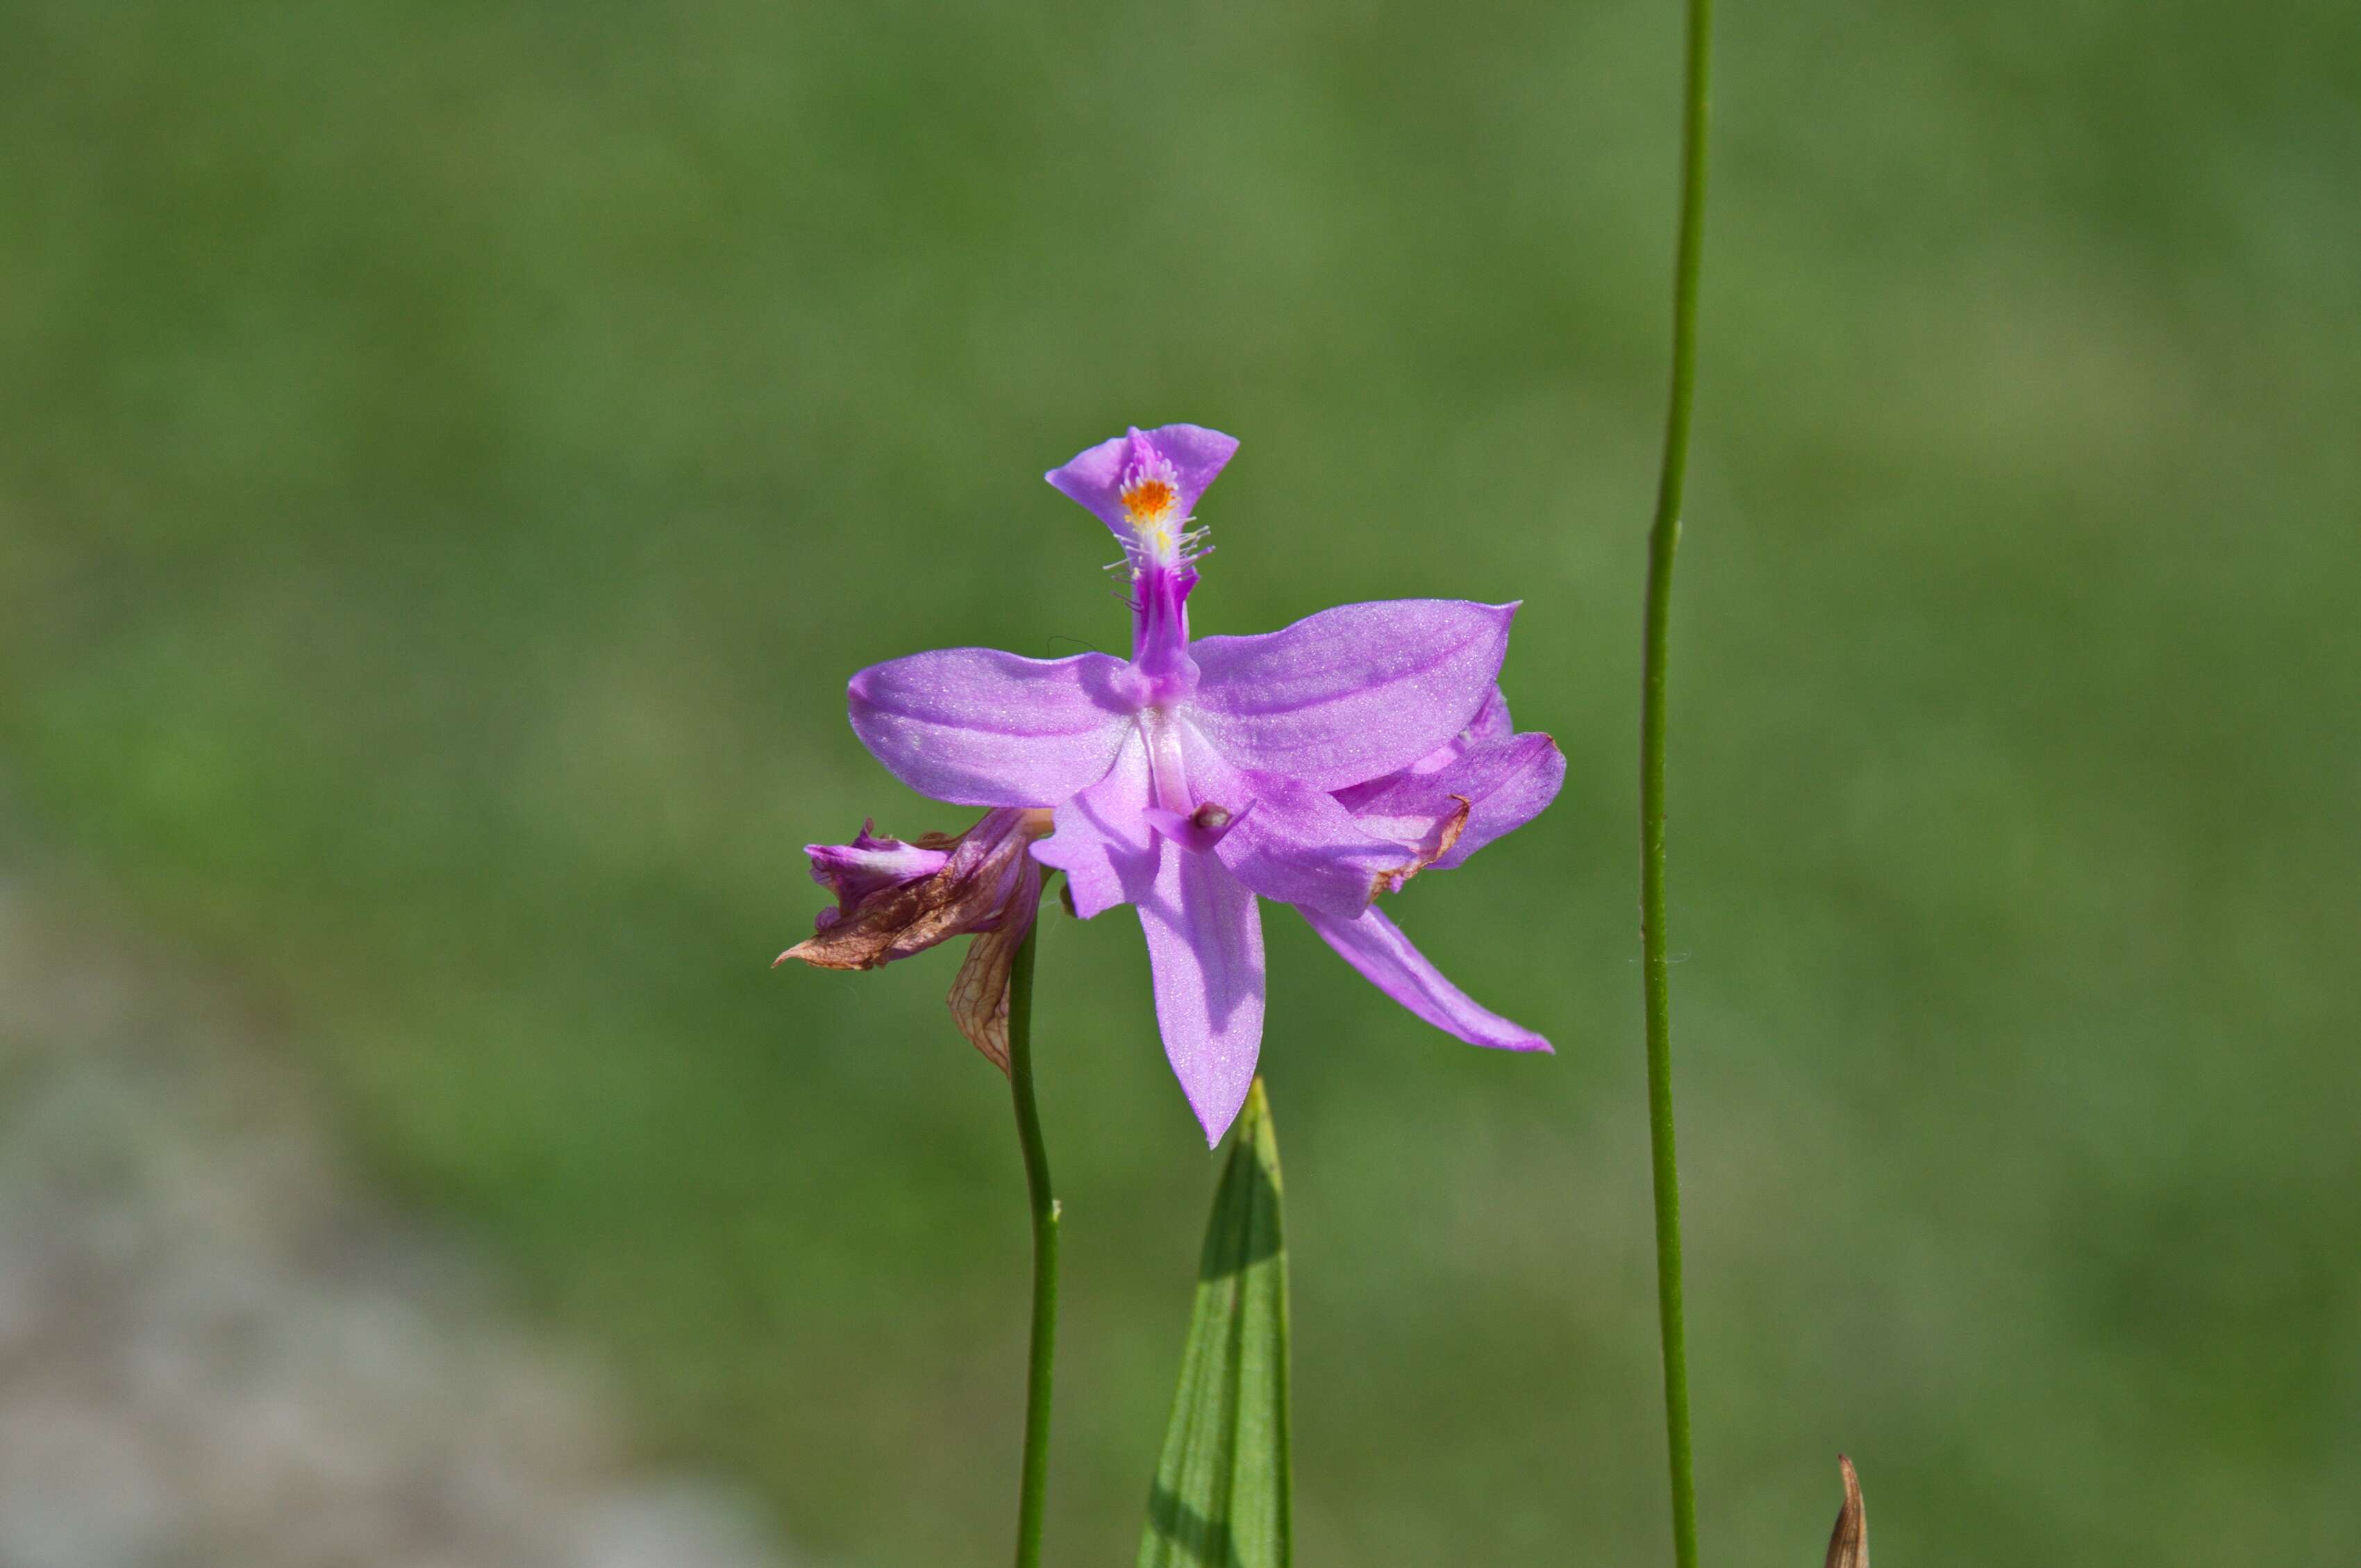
[842,423,1560,1142]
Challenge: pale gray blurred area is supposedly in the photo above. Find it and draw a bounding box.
[0,874,792,1568]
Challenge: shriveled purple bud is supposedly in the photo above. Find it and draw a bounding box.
[805,821,951,931]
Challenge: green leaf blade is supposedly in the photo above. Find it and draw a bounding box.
[1139,1078,1292,1568]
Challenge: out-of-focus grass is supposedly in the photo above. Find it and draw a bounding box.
[3,1,2356,1562]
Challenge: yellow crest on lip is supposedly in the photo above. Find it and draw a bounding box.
[1121,476,1176,523]
[1120,474,1180,558]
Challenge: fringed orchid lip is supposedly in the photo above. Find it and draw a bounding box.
[1047,423,1234,691]
[817,422,1561,1142]
[1115,442,1189,569]
[1047,423,1235,574]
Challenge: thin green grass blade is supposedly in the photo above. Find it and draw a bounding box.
[1137,1078,1291,1568]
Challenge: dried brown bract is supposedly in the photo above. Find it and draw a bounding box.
[1825,1454,1869,1568]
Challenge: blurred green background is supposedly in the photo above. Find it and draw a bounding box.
[4,0,2357,1562]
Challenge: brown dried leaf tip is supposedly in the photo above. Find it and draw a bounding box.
[776,807,1054,1073]
[1824,1454,1868,1568]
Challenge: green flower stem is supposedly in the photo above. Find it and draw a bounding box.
[1006,916,1060,1568]
[1638,0,1712,1560]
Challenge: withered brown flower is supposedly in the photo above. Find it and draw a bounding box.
[776,806,1054,1071]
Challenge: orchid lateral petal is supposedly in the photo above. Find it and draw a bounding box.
[1336,730,1565,871]
[1299,904,1551,1053]
[1188,600,1517,790]
[1033,725,1158,919]
[1463,685,1516,747]
[848,647,1133,808]
[1333,686,1517,801]
[1139,842,1266,1144]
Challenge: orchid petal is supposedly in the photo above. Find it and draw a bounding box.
[1138,842,1266,1144]
[1464,686,1517,747]
[1336,731,1566,870]
[1353,687,1516,789]
[1032,724,1157,919]
[1301,904,1551,1053]
[1187,600,1517,790]
[848,647,1133,808]
[1046,424,1240,540]
[1180,726,1408,921]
